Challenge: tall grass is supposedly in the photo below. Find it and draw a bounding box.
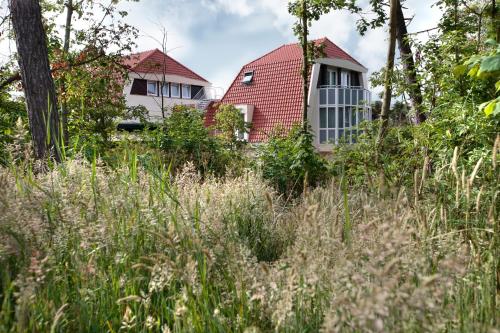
[0,139,498,332]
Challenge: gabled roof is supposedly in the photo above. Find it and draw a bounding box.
[205,37,366,142]
[123,49,208,82]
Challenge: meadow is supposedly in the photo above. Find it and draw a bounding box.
[0,138,497,332]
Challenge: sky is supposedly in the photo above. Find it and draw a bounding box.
[1,0,443,94]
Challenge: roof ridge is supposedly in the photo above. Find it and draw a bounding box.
[126,49,159,70]
[159,50,209,82]
[320,37,366,68]
[127,48,208,82]
[246,44,289,67]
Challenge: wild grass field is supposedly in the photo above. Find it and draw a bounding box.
[0,138,498,333]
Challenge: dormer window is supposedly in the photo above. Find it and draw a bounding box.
[242,71,254,84]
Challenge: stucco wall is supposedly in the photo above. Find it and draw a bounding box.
[123,72,212,122]
[308,60,369,152]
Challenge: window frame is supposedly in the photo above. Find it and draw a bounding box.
[147,80,158,96]
[242,71,254,84]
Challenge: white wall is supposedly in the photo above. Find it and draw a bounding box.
[308,59,369,153]
[123,72,212,122]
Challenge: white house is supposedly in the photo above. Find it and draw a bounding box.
[122,49,220,123]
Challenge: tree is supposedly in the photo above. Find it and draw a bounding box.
[395,0,426,123]
[214,104,249,148]
[9,0,61,161]
[288,0,326,132]
[376,0,398,149]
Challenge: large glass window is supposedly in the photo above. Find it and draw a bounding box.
[318,86,371,145]
[161,82,169,97]
[147,81,157,96]
[182,84,191,99]
[327,69,337,86]
[319,107,336,144]
[171,83,180,98]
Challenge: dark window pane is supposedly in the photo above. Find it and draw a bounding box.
[345,107,351,128]
[352,90,358,105]
[338,129,344,140]
[328,88,335,105]
[338,88,344,104]
[328,130,335,143]
[328,107,335,128]
[358,90,364,105]
[320,130,327,143]
[338,107,344,128]
[352,130,357,143]
[351,108,357,126]
[345,89,351,104]
[320,108,327,128]
[320,89,327,105]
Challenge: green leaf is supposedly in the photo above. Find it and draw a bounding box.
[468,65,479,78]
[478,54,500,74]
[453,64,467,76]
[496,80,500,92]
[494,102,500,116]
[483,101,496,116]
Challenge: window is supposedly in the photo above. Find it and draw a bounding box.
[170,83,180,98]
[319,107,336,144]
[161,82,169,97]
[242,71,254,84]
[147,81,157,96]
[327,69,337,86]
[341,70,351,87]
[182,84,191,99]
[236,112,246,140]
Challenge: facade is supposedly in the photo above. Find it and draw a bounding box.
[122,49,216,122]
[205,37,371,152]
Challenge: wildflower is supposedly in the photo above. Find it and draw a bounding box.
[145,315,155,330]
[120,306,136,331]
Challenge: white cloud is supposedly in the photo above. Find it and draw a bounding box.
[205,0,255,16]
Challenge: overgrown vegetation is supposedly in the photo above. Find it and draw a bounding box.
[0,0,499,332]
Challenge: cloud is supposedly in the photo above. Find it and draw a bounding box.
[0,0,443,94]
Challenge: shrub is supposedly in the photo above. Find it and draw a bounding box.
[158,105,244,177]
[257,124,328,196]
[0,94,27,165]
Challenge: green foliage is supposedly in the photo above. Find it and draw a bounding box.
[159,105,242,177]
[463,39,500,116]
[213,103,250,147]
[62,61,129,146]
[258,124,327,196]
[0,94,27,165]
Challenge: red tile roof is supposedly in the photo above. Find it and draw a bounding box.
[205,37,365,142]
[123,49,208,82]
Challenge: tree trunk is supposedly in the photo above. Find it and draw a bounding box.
[376,0,398,151]
[10,0,61,161]
[395,0,426,123]
[61,0,74,145]
[493,0,499,43]
[301,0,309,131]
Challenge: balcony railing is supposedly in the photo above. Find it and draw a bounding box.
[318,86,372,145]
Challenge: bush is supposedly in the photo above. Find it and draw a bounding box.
[257,124,328,196]
[0,94,27,165]
[158,105,244,177]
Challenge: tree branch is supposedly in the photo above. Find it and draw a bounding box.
[0,51,106,90]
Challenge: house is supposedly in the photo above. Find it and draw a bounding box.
[205,37,372,152]
[122,49,221,124]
